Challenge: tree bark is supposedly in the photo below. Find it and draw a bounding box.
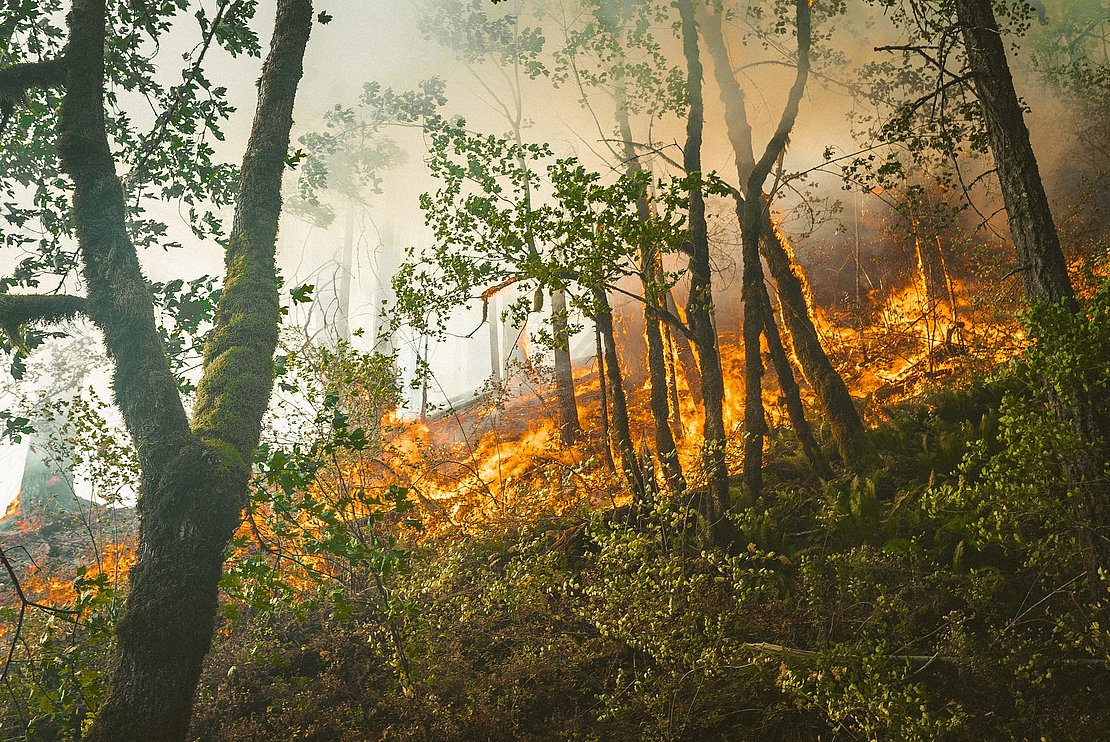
[594,287,645,500]
[956,0,1110,589]
[701,4,866,471]
[738,0,812,500]
[758,282,831,478]
[677,0,731,533]
[662,321,685,440]
[595,321,616,472]
[664,285,703,407]
[551,287,582,445]
[488,293,502,384]
[758,208,869,468]
[55,1,313,739]
[615,97,686,495]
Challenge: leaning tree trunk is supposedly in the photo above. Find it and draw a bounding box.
[758,208,869,468]
[677,0,731,534]
[616,97,686,495]
[758,279,831,478]
[551,287,583,445]
[739,0,812,500]
[664,284,703,407]
[701,4,867,471]
[56,2,314,740]
[593,287,645,500]
[956,0,1110,590]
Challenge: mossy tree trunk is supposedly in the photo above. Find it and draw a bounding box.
[48,1,314,739]
[956,0,1110,591]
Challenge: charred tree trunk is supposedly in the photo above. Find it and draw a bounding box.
[551,287,582,445]
[701,4,867,471]
[616,100,686,495]
[58,1,313,740]
[594,287,645,499]
[678,0,731,533]
[957,0,1110,589]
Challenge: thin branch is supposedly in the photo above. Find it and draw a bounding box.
[123,0,239,190]
[744,641,1108,669]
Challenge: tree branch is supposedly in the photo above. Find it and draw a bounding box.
[0,55,67,132]
[0,56,67,108]
[0,293,86,330]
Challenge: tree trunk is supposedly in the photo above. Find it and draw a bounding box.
[758,208,869,468]
[640,261,687,495]
[333,205,354,342]
[737,0,812,500]
[663,322,685,440]
[758,283,831,478]
[56,2,314,739]
[595,321,616,472]
[551,288,582,445]
[615,97,686,495]
[956,0,1110,589]
[665,285,703,407]
[678,0,731,533]
[701,4,867,471]
[594,287,645,500]
[740,218,770,498]
[488,293,502,384]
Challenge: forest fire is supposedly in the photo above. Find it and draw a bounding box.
[2,0,1108,738]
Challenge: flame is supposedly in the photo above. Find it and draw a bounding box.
[2,492,21,520]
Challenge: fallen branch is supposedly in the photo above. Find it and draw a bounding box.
[743,641,1108,669]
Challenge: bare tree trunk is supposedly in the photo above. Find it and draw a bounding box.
[615,99,686,495]
[488,294,502,385]
[701,4,867,471]
[594,287,645,499]
[420,334,430,422]
[551,287,582,445]
[678,0,731,534]
[640,264,687,495]
[58,1,313,739]
[334,205,354,342]
[595,322,616,473]
[663,322,685,440]
[758,208,869,468]
[758,284,831,478]
[665,286,703,407]
[957,0,1110,590]
[738,0,812,500]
